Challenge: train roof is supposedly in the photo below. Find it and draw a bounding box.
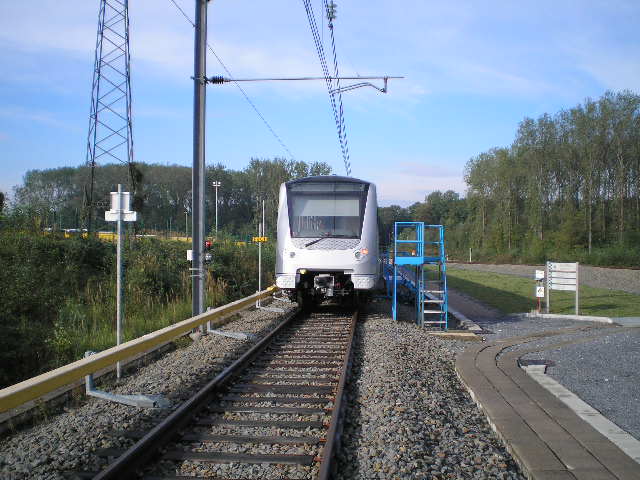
[286,175,371,185]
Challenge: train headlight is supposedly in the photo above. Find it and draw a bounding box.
[355,248,368,259]
[354,251,361,259]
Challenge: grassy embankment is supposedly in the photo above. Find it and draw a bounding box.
[0,231,273,388]
[447,268,640,317]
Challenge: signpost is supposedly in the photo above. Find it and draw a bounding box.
[534,270,545,312]
[546,262,579,315]
[105,184,137,379]
[256,200,265,307]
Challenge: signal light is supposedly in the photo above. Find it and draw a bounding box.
[204,240,212,250]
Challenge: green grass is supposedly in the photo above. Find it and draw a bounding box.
[48,297,193,365]
[447,268,640,317]
[48,276,229,366]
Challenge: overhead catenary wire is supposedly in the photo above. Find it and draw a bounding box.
[302,0,351,176]
[207,75,404,96]
[325,0,350,176]
[166,0,295,160]
[302,0,344,170]
[208,75,402,83]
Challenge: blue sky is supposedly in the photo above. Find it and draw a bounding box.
[1,0,639,206]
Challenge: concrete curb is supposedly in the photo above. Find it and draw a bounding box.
[426,330,483,342]
[448,305,484,332]
[512,312,613,324]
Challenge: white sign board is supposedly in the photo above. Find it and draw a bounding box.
[547,262,578,292]
[105,189,137,222]
[536,286,545,298]
[535,270,545,280]
[546,261,579,315]
[105,210,137,222]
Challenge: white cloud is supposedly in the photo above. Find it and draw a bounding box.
[573,49,640,92]
[0,2,96,55]
[2,0,638,102]
[368,163,467,207]
[0,107,79,132]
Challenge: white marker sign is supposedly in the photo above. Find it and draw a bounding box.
[536,285,545,298]
[547,262,578,291]
[545,262,579,315]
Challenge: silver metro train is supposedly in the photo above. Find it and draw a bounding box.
[275,175,379,308]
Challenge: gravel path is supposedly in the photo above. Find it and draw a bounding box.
[0,303,296,479]
[521,327,640,440]
[336,300,524,480]
[449,262,640,295]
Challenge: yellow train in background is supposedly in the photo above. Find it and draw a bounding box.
[49,229,247,247]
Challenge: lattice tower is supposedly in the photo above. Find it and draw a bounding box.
[84,0,135,230]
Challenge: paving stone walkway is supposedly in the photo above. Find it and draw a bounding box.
[456,329,640,480]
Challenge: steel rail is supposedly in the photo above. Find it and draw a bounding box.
[0,286,279,414]
[94,306,301,479]
[317,309,358,480]
[87,307,359,480]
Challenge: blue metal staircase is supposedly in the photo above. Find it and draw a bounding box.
[384,222,448,329]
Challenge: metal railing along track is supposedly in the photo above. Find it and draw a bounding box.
[0,287,279,414]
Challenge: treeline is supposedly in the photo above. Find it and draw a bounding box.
[380,91,640,266]
[0,158,325,387]
[5,158,332,238]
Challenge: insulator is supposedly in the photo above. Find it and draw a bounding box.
[327,1,337,21]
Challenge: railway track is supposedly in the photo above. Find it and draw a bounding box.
[79,306,357,480]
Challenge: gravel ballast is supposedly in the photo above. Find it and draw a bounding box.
[336,302,524,480]
[1,298,527,479]
[0,303,296,479]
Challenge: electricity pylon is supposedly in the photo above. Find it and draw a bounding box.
[85,0,134,232]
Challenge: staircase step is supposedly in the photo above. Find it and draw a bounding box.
[424,309,443,314]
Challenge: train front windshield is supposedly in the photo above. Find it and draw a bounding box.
[287,182,369,238]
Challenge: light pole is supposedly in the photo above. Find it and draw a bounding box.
[185,210,189,239]
[212,181,221,234]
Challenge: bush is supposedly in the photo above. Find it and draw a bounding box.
[0,232,266,388]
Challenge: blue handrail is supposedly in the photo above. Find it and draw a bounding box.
[388,222,448,329]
